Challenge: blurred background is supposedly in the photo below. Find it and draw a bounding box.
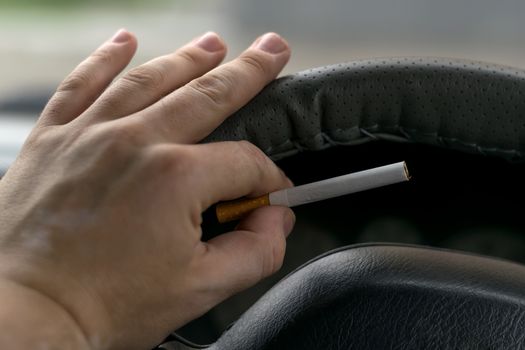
[2,0,525,169]
[2,0,525,171]
[2,0,525,345]
[2,0,525,98]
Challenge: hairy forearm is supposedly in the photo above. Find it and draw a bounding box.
[0,279,90,350]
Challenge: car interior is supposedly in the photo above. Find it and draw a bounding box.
[1,2,525,349]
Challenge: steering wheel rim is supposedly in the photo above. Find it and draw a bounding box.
[205,57,525,162]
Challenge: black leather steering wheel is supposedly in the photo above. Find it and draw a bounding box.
[157,58,525,349]
[206,57,525,162]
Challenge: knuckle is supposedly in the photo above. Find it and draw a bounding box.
[92,124,144,157]
[187,71,233,107]
[144,145,195,178]
[122,65,165,91]
[239,53,271,77]
[57,48,113,93]
[177,48,201,66]
[238,140,265,158]
[90,47,113,66]
[58,70,93,92]
[237,141,269,173]
[94,93,122,115]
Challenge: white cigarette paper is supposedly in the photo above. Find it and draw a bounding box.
[269,161,409,207]
[215,161,410,223]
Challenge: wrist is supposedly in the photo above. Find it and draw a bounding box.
[0,278,91,350]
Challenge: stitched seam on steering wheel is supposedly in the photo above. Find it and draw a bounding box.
[400,126,522,155]
[265,124,523,160]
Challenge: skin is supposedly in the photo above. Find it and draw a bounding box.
[0,30,295,350]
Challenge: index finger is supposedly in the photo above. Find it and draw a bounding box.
[200,142,293,209]
[134,33,291,144]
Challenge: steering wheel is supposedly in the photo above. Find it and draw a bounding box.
[157,58,525,349]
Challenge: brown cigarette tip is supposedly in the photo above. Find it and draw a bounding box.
[216,194,270,223]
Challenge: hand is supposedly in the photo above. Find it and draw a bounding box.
[0,30,294,349]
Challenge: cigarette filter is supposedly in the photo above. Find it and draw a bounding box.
[216,161,410,223]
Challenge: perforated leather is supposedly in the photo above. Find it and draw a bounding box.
[205,57,525,162]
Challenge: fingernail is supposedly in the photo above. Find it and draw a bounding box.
[195,32,224,52]
[255,33,287,54]
[111,29,130,43]
[283,209,296,237]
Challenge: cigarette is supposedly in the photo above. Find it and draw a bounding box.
[216,161,410,223]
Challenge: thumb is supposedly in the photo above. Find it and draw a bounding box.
[196,205,295,300]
